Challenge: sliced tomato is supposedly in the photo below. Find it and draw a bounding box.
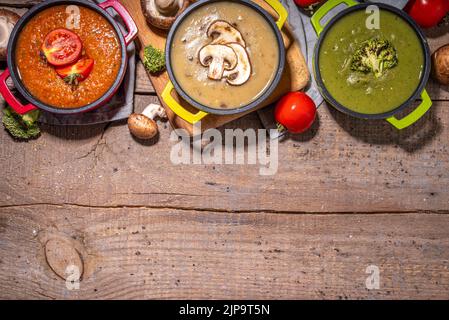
[55,57,94,85]
[41,28,83,66]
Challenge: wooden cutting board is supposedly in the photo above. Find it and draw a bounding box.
[121,0,309,135]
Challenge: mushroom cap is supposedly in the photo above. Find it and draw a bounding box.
[0,9,20,61]
[128,113,159,140]
[141,0,189,30]
[198,44,238,80]
[223,43,252,86]
[207,20,246,48]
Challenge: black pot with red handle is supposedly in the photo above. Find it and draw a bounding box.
[0,0,137,115]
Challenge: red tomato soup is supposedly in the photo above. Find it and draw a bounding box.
[15,5,122,109]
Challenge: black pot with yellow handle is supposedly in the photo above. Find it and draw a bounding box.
[162,0,287,124]
[311,0,432,130]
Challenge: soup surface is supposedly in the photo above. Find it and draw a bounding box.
[319,10,424,114]
[171,1,279,109]
[15,5,121,109]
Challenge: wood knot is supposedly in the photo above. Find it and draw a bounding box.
[44,238,84,281]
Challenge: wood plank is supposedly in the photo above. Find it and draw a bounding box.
[1,94,449,214]
[135,61,155,94]
[1,206,448,299]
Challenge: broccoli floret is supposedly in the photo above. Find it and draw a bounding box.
[350,38,398,78]
[2,106,41,140]
[143,45,165,74]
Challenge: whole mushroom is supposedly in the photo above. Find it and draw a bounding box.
[141,0,189,30]
[198,44,238,80]
[128,104,167,140]
[0,9,20,61]
[432,44,449,86]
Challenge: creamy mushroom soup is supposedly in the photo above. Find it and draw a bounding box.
[170,1,280,109]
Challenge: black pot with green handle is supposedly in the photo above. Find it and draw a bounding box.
[311,0,432,130]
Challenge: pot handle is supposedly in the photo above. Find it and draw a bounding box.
[265,0,288,29]
[99,0,138,46]
[161,81,208,124]
[311,0,359,35]
[0,69,37,115]
[386,90,432,130]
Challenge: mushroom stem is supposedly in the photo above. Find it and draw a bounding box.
[142,103,167,120]
[155,0,179,16]
[0,10,20,61]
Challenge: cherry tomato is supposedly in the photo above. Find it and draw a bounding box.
[294,0,322,7]
[55,57,94,85]
[41,28,82,66]
[274,92,316,134]
[405,0,449,28]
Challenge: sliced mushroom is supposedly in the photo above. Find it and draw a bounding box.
[223,43,251,86]
[198,44,238,80]
[141,0,189,30]
[207,20,246,47]
[0,9,20,61]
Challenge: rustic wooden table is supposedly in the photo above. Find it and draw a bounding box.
[1,0,449,300]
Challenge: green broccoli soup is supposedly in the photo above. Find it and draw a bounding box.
[318,10,424,114]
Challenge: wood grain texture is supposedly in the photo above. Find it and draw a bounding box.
[0,5,27,15]
[1,94,449,214]
[133,59,449,100]
[1,206,449,300]
[121,0,309,135]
